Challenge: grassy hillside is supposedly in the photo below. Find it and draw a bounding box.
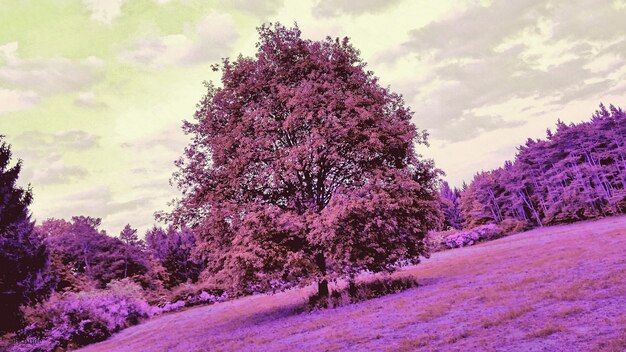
[80,217,626,352]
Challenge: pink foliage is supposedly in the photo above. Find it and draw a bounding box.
[156,300,186,314]
[10,280,151,352]
[443,224,503,249]
[167,23,442,296]
[461,104,626,228]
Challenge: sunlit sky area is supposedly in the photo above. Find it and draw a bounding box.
[1,0,625,234]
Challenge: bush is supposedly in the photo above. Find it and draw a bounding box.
[499,218,528,234]
[9,279,151,352]
[185,290,229,307]
[151,290,229,316]
[144,282,230,316]
[425,229,456,252]
[308,276,419,309]
[155,300,186,314]
[167,282,226,306]
[443,224,503,248]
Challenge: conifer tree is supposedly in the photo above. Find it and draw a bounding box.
[0,137,51,332]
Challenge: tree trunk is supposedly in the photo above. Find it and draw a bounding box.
[348,278,358,301]
[124,247,129,278]
[315,252,329,298]
[317,280,329,298]
[487,189,503,222]
[519,190,543,227]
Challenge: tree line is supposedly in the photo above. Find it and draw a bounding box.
[0,153,204,333]
[439,104,626,231]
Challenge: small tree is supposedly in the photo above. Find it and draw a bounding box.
[0,136,52,332]
[439,181,464,230]
[120,224,141,277]
[169,24,442,297]
[145,226,203,288]
[120,224,143,278]
[120,224,140,247]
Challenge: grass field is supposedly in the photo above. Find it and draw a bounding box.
[80,216,626,352]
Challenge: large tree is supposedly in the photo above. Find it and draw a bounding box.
[169,24,442,297]
[0,137,51,332]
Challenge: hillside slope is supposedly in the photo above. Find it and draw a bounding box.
[81,217,626,352]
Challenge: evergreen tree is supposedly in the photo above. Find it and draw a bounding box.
[439,181,464,230]
[145,226,203,288]
[0,137,52,332]
[120,224,141,247]
[119,224,142,278]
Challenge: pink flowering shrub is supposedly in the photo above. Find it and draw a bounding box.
[190,290,228,305]
[156,300,186,314]
[9,280,151,352]
[150,289,230,316]
[443,224,503,249]
[425,229,457,252]
[143,283,231,316]
[169,283,226,304]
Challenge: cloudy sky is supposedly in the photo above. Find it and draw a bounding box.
[1,0,625,235]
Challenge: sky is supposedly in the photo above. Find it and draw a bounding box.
[1,0,625,235]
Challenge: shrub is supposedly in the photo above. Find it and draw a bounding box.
[9,279,151,352]
[443,224,504,249]
[426,224,506,252]
[144,282,230,316]
[168,282,226,305]
[425,230,456,252]
[155,300,186,314]
[308,276,419,309]
[499,218,528,234]
[185,290,229,307]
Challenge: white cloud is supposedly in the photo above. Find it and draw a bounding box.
[28,160,88,185]
[0,88,39,114]
[0,42,19,64]
[401,0,547,60]
[222,0,285,17]
[12,130,100,186]
[33,185,154,233]
[383,0,626,143]
[0,42,103,95]
[312,0,402,17]
[73,186,148,217]
[16,130,100,152]
[83,0,126,24]
[119,13,238,68]
[74,91,108,108]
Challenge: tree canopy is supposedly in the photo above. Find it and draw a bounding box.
[38,217,152,291]
[144,226,203,288]
[461,104,626,228]
[168,24,442,296]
